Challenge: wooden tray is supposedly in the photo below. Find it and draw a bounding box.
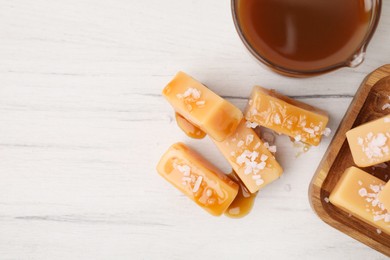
[309,64,390,256]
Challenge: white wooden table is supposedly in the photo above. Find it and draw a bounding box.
[1,1,389,259]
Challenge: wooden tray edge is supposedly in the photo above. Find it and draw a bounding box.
[308,64,390,256]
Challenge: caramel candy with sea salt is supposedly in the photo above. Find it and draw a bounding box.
[329,167,389,234]
[346,115,390,167]
[379,181,390,211]
[244,86,330,146]
[163,72,243,142]
[156,143,239,216]
[212,120,283,193]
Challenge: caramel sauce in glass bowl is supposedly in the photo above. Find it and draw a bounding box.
[232,0,382,77]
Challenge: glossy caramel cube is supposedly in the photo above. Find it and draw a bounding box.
[212,120,283,193]
[163,72,243,141]
[329,167,389,234]
[379,181,390,211]
[156,143,239,216]
[245,86,329,146]
[346,115,390,167]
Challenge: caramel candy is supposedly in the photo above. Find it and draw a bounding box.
[163,72,243,142]
[329,167,389,234]
[212,120,283,193]
[244,86,330,146]
[156,143,239,216]
[346,115,390,167]
[379,181,390,211]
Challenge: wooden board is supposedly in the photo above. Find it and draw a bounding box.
[309,64,390,256]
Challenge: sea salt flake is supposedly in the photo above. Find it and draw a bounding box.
[358,188,367,197]
[251,108,258,115]
[177,164,191,176]
[371,133,387,147]
[260,154,268,162]
[256,179,264,186]
[237,140,244,147]
[303,127,315,134]
[192,176,203,192]
[382,103,390,110]
[250,151,259,161]
[373,215,384,222]
[189,88,201,99]
[257,161,266,170]
[252,175,261,180]
[323,128,331,137]
[246,134,254,145]
[236,155,246,165]
[229,207,240,215]
[273,113,281,125]
[244,165,253,175]
[360,132,388,160]
[245,121,258,128]
[370,184,381,193]
[182,176,192,182]
[268,145,277,153]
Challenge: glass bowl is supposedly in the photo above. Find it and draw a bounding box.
[231,0,382,77]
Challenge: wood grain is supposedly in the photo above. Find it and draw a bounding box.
[309,64,390,256]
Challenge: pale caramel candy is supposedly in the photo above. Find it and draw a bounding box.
[163,72,243,141]
[156,143,239,216]
[329,167,389,234]
[346,115,390,167]
[212,120,283,193]
[245,86,330,146]
[379,181,390,211]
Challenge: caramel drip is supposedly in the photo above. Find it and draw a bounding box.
[175,112,206,139]
[225,171,258,218]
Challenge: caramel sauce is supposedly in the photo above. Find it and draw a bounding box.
[225,171,258,218]
[236,0,373,72]
[175,112,206,139]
